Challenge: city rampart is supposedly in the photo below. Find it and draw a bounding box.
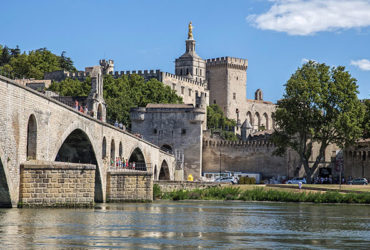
[202,138,295,179]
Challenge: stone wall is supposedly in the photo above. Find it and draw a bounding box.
[130,104,205,181]
[154,180,219,193]
[202,138,293,179]
[344,139,370,180]
[19,161,95,207]
[106,171,153,202]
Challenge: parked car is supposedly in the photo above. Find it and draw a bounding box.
[286,177,307,184]
[215,177,238,184]
[348,178,368,185]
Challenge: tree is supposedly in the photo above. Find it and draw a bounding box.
[362,99,370,138]
[271,61,364,183]
[0,46,11,66]
[10,45,20,57]
[59,51,76,72]
[207,104,237,141]
[48,77,91,96]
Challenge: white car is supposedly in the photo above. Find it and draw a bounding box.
[215,177,238,184]
[287,177,307,184]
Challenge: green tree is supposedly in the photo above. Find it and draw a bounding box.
[271,61,364,183]
[207,104,237,141]
[48,77,91,96]
[0,46,11,66]
[59,51,76,72]
[363,99,370,138]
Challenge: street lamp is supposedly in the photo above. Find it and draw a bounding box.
[219,149,222,179]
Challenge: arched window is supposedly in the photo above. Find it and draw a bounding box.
[102,137,107,159]
[27,115,37,160]
[97,104,103,121]
[246,112,253,127]
[255,112,261,130]
[110,139,115,163]
[263,113,269,130]
[119,142,123,157]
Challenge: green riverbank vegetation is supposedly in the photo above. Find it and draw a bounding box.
[153,185,370,204]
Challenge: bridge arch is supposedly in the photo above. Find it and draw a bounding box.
[53,123,105,203]
[160,144,173,154]
[128,147,146,170]
[26,114,37,160]
[55,128,103,202]
[0,148,12,207]
[159,160,170,180]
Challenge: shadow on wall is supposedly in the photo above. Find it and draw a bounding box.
[55,129,103,202]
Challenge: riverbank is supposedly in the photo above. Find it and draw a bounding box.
[154,185,370,204]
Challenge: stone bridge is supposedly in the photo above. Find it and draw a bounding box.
[0,75,175,207]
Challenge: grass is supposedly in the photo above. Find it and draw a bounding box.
[156,186,370,204]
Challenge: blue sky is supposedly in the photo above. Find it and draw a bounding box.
[1,0,370,102]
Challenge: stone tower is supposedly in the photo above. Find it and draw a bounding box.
[175,22,206,83]
[99,59,114,75]
[87,66,106,122]
[206,57,248,124]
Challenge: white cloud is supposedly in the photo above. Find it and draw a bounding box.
[350,59,370,71]
[248,0,370,35]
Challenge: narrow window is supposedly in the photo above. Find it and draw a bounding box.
[233,93,236,100]
[213,100,216,104]
[181,86,185,94]
[172,83,176,90]
[153,128,157,134]
[189,89,192,96]
[200,69,202,76]
[196,68,198,75]
[186,68,189,75]
[181,129,186,135]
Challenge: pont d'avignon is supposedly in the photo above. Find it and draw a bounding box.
[1,1,370,248]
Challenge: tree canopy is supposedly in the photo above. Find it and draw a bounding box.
[207,104,237,141]
[363,99,370,138]
[48,74,183,127]
[271,61,365,183]
[0,45,76,79]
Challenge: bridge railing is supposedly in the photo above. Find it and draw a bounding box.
[108,162,151,172]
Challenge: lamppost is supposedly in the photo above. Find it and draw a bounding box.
[219,149,222,179]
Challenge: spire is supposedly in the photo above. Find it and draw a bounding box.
[188,21,193,40]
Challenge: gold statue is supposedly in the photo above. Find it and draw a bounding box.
[188,21,193,39]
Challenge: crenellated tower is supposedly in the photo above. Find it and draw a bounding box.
[175,22,207,84]
[206,57,248,123]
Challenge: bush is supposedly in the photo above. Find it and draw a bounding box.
[153,184,162,200]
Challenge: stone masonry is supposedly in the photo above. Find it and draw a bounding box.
[19,161,95,207]
[107,171,153,202]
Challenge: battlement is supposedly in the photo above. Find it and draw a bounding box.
[109,69,162,80]
[203,138,273,149]
[206,56,248,70]
[163,72,208,88]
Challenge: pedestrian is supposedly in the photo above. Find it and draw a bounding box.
[84,105,88,114]
[74,100,79,110]
[79,105,83,113]
[119,122,123,129]
[114,120,118,127]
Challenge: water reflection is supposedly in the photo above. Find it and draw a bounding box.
[0,201,369,248]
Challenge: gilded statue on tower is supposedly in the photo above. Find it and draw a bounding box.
[188,21,193,40]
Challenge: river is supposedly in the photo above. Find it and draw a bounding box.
[0,201,369,249]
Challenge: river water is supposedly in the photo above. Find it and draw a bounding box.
[0,201,369,249]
